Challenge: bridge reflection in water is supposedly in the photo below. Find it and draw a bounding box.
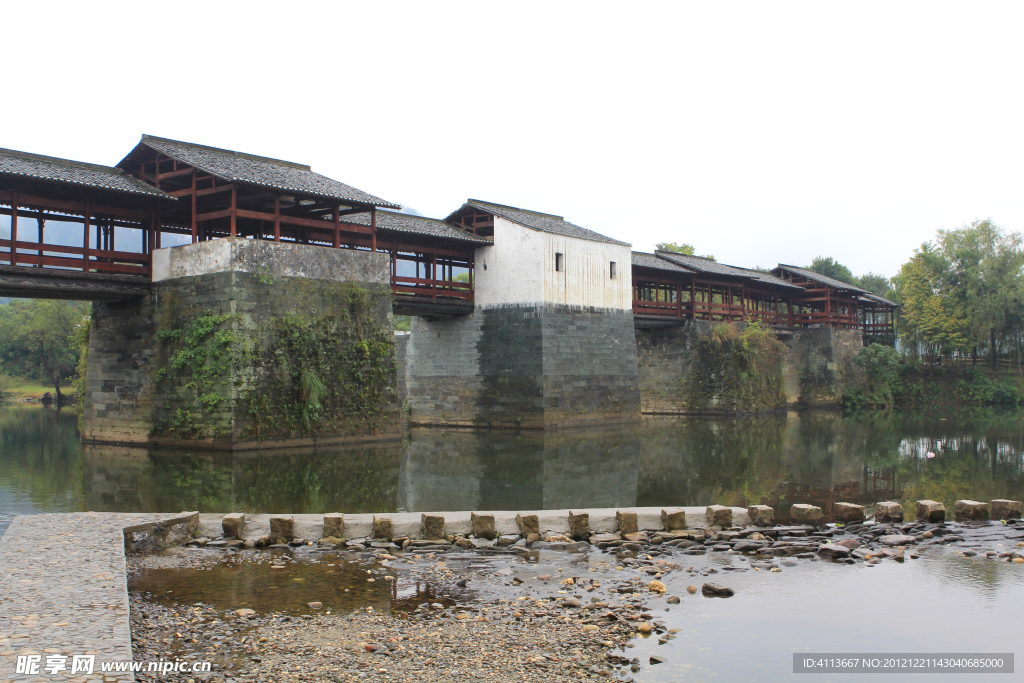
[60,410,1023,520]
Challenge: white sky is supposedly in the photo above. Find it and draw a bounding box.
[4,2,1023,278]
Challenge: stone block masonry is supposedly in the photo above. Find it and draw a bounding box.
[782,327,865,407]
[83,238,399,450]
[402,303,640,428]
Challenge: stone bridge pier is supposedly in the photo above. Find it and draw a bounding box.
[83,238,400,450]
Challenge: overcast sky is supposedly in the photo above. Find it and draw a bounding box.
[5,2,1023,278]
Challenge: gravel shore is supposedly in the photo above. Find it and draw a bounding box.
[128,517,1024,682]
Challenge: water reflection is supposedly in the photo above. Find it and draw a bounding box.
[1,406,1023,521]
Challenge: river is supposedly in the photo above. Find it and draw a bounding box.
[2,405,1023,533]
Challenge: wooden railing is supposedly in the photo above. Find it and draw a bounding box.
[391,275,472,301]
[1,239,151,276]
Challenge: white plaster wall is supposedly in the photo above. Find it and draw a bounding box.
[473,216,632,309]
[472,217,544,305]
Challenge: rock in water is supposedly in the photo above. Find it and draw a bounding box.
[916,500,946,523]
[421,514,445,540]
[471,512,496,540]
[616,511,639,535]
[661,508,686,530]
[516,513,540,536]
[990,499,1022,520]
[568,511,590,540]
[954,500,990,522]
[667,595,680,604]
[686,585,698,593]
[222,513,245,540]
[879,534,917,546]
[269,517,294,545]
[834,503,865,524]
[747,505,774,527]
[648,580,667,593]
[373,516,393,540]
[875,501,904,523]
[790,504,823,526]
[701,582,734,597]
[817,544,851,559]
[705,505,732,528]
[322,513,344,539]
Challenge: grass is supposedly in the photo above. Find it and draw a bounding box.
[0,376,73,401]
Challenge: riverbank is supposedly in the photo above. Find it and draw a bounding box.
[124,513,1024,682]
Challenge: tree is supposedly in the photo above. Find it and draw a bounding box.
[808,256,861,287]
[656,242,716,261]
[0,299,90,400]
[860,272,894,299]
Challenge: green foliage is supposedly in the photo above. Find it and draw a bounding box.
[393,315,412,332]
[860,272,894,299]
[0,299,90,399]
[845,343,901,408]
[153,313,241,438]
[244,283,396,441]
[656,242,716,261]
[893,220,1024,364]
[687,322,788,412]
[808,256,861,287]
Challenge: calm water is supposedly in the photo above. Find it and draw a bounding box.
[2,405,1024,531]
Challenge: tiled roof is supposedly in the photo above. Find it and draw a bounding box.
[655,252,804,290]
[131,135,400,209]
[860,292,900,307]
[773,264,870,294]
[449,199,630,246]
[345,210,490,245]
[632,251,693,272]
[0,147,173,199]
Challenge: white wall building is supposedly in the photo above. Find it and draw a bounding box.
[447,200,632,310]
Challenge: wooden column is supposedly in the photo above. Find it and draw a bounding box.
[229,184,237,237]
[431,248,437,298]
[155,212,161,249]
[191,170,198,243]
[333,203,340,248]
[9,190,17,266]
[109,218,115,252]
[36,214,44,267]
[690,277,696,320]
[82,200,91,272]
[371,208,377,252]
[149,209,157,258]
[273,194,281,241]
[153,153,161,190]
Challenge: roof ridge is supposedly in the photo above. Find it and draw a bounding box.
[142,135,312,171]
[656,250,715,261]
[0,146,130,176]
[468,198,564,220]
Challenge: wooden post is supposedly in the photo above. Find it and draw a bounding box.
[431,248,437,298]
[153,153,161,190]
[36,213,44,267]
[371,208,377,252]
[9,190,17,266]
[109,218,115,252]
[149,209,157,258]
[333,203,340,248]
[82,200,91,272]
[229,184,237,237]
[274,194,281,241]
[155,212,161,249]
[191,170,198,243]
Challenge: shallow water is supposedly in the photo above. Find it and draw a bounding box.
[2,405,1024,537]
[130,539,1024,682]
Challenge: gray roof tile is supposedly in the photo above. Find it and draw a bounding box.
[656,251,803,290]
[345,210,490,245]
[133,135,400,208]
[632,251,694,273]
[0,147,173,199]
[773,264,870,294]
[448,199,629,246]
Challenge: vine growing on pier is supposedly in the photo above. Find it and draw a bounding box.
[243,282,397,441]
[152,312,242,439]
[686,322,788,412]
